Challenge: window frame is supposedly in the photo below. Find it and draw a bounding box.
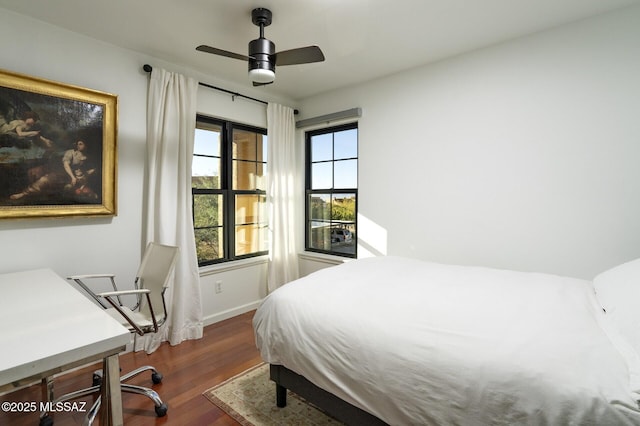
[304,122,358,258]
[192,114,268,266]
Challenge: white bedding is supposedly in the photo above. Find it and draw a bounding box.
[253,256,640,425]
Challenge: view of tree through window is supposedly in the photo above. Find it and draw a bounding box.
[192,116,267,265]
[305,123,358,257]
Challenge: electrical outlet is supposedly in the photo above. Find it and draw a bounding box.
[215,280,222,294]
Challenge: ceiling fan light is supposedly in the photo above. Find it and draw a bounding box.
[249,68,275,84]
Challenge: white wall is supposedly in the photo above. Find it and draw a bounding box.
[0,9,292,323]
[297,5,640,279]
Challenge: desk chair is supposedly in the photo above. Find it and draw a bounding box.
[40,242,179,426]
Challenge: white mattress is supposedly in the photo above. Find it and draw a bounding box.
[253,256,640,425]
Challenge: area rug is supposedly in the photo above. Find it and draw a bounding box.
[203,363,343,425]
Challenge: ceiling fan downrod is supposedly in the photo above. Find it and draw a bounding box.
[249,8,275,81]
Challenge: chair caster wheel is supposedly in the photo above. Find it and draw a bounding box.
[39,415,53,426]
[155,403,168,417]
[151,371,163,384]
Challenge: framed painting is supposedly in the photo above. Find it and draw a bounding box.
[0,68,117,219]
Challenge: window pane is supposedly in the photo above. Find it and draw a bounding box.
[309,222,331,251]
[195,228,223,261]
[311,133,332,162]
[331,225,356,255]
[193,194,223,227]
[235,194,267,256]
[192,156,221,189]
[311,162,332,190]
[331,193,356,255]
[256,162,266,191]
[233,130,257,161]
[332,193,356,223]
[235,224,268,255]
[255,134,266,162]
[309,193,330,221]
[334,128,357,159]
[233,160,256,190]
[235,194,266,224]
[194,127,220,156]
[334,159,357,189]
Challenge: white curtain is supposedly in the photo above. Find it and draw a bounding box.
[141,67,203,353]
[266,103,300,292]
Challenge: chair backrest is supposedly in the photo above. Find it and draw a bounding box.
[136,242,179,323]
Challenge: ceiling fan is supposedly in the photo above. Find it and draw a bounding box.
[196,7,325,86]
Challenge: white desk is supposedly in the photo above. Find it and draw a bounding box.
[0,268,130,425]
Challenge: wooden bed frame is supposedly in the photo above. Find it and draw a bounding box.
[269,364,388,425]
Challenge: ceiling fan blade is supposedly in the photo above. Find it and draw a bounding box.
[253,81,274,87]
[196,45,252,61]
[274,46,325,66]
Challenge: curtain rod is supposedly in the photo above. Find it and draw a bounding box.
[143,64,268,106]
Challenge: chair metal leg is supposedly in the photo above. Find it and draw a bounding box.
[120,365,156,381]
[41,377,54,406]
[75,383,167,426]
[121,384,162,405]
[40,364,168,424]
[55,385,100,402]
[121,384,168,416]
[39,385,101,425]
[84,399,101,426]
[39,377,55,426]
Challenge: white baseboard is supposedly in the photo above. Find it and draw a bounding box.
[203,300,263,327]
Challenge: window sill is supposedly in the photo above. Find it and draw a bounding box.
[199,255,269,276]
[298,251,352,266]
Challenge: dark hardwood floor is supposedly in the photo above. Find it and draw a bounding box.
[0,310,262,425]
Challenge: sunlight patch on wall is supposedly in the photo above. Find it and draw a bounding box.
[357,213,387,257]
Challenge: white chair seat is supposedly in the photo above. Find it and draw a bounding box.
[105,306,157,330]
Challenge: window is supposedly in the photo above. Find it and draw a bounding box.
[305,123,358,257]
[192,115,268,265]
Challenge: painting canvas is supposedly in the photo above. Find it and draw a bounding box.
[0,69,117,219]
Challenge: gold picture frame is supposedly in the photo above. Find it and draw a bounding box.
[0,69,117,219]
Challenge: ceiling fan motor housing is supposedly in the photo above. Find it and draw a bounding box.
[248,37,275,74]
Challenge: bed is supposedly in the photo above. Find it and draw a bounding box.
[253,256,640,425]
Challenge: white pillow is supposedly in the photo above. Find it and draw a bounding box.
[593,258,640,355]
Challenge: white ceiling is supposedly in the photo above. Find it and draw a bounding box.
[0,0,637,100]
